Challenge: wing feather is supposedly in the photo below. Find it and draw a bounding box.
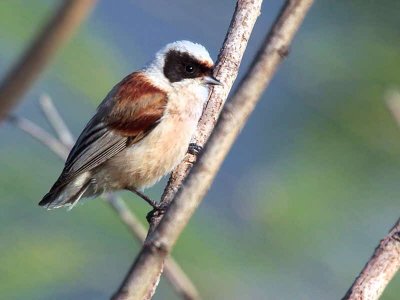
[54,72,167,186]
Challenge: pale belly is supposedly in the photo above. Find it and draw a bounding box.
[87,82,208,195]
[91,115,196,193]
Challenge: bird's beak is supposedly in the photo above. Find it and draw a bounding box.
[204,75,222,86]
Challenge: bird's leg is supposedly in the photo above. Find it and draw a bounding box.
[127,188,169,223]
[188,143,203,156]
[128,188,160,209]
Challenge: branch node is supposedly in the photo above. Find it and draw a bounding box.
[145,238,169,256]
[277,45,290,58]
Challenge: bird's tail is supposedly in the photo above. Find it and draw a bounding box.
[39,174,91,210]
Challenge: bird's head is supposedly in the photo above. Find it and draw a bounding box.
[145,40,221,91]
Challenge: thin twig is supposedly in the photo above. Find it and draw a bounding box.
[106,193,148,241]
[0,0,97,122]
[339,91,400,299]
[386,89,400,127]
[7,114,69,160]
[39,94,75,147]
[341,91,400,299]
[112,1,314,299]
[8,98,200,300]
[342,219,400,300]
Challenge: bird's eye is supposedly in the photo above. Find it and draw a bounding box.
[185,65,194,73]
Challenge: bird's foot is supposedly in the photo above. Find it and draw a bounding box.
[146,203,169,223]
[188,143,203,156]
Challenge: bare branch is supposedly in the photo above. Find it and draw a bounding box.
[113,0,264,298]
[341,91,400,299]
[342,219,400,300]
[7,98,200,300]
[39,94,75,147]
[386,89,400,127]
[160,0,264,214]
[162,258,200,300]
[106,193,148,241]
[106,194,201,300]
[0,0,97,122]
[339,91,400,299]
[114,0,265,293]
[112,1,314,299]
[7,114,69,160]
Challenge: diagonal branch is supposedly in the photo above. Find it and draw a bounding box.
[7,97,200,300]
[158,0,264,217]
[112,1,314,299]
[0,0,97,122]
[106,194,201,300]
[342,218,400,300]
[7,114,69,160]
[341,91,400,299]
[113,0,264,298]
[386,89,400,128]
[39,93,75,147]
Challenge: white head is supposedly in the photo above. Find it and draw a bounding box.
[144,40,221,91]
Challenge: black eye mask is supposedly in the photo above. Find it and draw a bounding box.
[163,50,212,83]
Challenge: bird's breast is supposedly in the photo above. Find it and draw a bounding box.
[107,89,206,189]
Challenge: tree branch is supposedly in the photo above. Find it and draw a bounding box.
[7,97,200,300]
[159,0,264,216]
[7,114,69,160]
[0,0,97,122]
[112,1,264,298]
[341,91,400,299]
[106,194,201,300]
[112,1,314,299]
[342,219,400,300]
[386,89,400,127]
[39,93,75,147]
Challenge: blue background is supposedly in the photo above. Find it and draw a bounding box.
[1,1,399,299]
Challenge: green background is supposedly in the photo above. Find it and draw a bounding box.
[0,1,399,299]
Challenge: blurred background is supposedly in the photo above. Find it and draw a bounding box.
[1,0,399,299]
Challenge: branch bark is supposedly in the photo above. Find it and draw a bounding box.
[112,0,263,298]
[8,98,200,300]
[159,0,264,215]
[39,94,75,147]
[7,114,69,159]
[341,92,400,299]
[0,0,97,122]
[386,89,400,128]
[342,219,400,300]
[107,194,201,300]
[112,1,314,299]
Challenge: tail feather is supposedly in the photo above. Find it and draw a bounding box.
[66,180,91,211]
[39,191,58,207]
[39,173,91,209]
[39,182,68,208]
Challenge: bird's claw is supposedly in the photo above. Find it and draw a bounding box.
[146,203,169,223]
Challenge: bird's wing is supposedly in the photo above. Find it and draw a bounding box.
[61,72,168,183]
[62,118,127,178]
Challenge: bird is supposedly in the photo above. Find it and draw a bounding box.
[39,40,221,210]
